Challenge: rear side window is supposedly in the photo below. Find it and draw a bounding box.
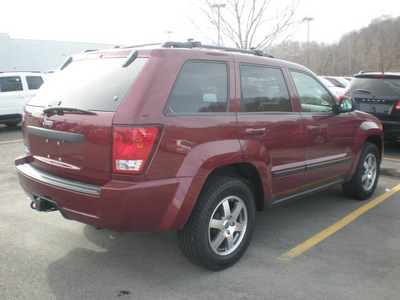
[165,61,228,114]
[291,71,335,113]
[0,76,23,92]
[240,65,291,112]
[28,57,148,112]
[26,76,44,90]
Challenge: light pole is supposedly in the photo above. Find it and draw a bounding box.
[303,17,314,68]
[166,31,173,41]
[211,3,226,46]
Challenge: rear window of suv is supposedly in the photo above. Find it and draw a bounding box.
[347,77,400,97]
[28,57,148,112]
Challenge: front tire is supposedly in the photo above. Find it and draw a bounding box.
[342,142,380,200]
[177,175,255,270]
[4,121,20,127]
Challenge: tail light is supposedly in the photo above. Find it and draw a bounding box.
[112,126,160,174]
[396,100,400,110]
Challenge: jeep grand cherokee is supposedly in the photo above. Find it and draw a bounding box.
[15,41,383,270]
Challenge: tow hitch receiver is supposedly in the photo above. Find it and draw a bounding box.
[30,196,58,212]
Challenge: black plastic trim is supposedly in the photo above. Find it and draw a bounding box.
[273,166,306,179]
[60,57,73,70]
[306,157,352,172]
[27,126,85,143]
[43,106,97,117]
[272,177,346,205]
[122,51,138,68]
[272,157,352,179]
[161,41,274,58]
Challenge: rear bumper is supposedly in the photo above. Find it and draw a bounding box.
[362,113,400,141]
[0,113,22,124]
[15,158,203,232]
[381,120,400,141]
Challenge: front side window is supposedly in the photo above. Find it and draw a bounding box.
[240,65,291,112]
[166,61,228,114]
[291,71,335,113]
[0,76,23,93]
[26,76,44,90]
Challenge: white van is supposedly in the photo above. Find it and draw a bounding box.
[0,72,45,126]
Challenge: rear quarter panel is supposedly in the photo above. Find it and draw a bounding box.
[113,49,240,180]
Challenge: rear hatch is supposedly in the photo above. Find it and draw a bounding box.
[346,76,400,118]
[23,50,148,185]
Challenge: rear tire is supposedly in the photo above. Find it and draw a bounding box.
[177,175,255,270]
[342,142,380,200]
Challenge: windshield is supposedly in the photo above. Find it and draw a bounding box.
[28,57,148,111]
[347,77,400,98]
[335,77,349,87]
[319,77,335,88]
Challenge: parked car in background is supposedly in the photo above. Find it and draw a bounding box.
[323,76,350,88]
[345,72,400,142]
[319,76,345,98]
[0,72,45,126]
[15,42,383,270]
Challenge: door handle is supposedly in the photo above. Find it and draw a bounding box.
[307,125,322,132]
[245,128,266,136]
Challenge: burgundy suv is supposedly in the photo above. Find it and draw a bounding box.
[15,41,383,270]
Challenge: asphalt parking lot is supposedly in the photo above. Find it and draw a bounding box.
[1,125,399,300]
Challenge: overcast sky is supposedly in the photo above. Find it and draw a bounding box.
[1,0,399,46]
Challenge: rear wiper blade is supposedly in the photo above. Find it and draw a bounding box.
[43,106,97,117]
[355,89,373,94]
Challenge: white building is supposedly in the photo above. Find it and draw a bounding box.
[0,33,116,72]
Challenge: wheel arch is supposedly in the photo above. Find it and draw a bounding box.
[207,163,265,211]
[177,173,257,270]
[365,134,383,162]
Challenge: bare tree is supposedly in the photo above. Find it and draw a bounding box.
[201,0,300,49]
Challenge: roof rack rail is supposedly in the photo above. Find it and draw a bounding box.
[161,41,274,58]
[0,71,41,73]
[122,43,162,49]
[357,70,379,74]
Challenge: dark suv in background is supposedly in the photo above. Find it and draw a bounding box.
[345,72,400,142]
[16,41,383,270]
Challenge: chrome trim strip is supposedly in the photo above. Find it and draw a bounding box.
[27,126,85,143]
[16,163,101,196]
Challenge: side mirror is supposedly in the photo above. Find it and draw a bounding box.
[337,95,356,113]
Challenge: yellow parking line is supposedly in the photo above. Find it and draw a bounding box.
[278,183,400,262]
[0,139,23,144]
[383,157,400,162]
